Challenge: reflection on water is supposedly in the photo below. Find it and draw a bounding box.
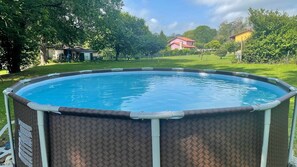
[17,71,287,112]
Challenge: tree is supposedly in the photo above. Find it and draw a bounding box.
[140,31,167,57]
[223,41,239,53]
[0,0,123,73]
[205,40,221,49]
[183,25,217,44]
[243,9,297,63]
[215,48,228,59]
[91,12,156,60]
[159,31,167,42]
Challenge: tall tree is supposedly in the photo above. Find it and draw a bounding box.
[183,25,217,44]
[159,30,168,45]
[205,40,221,49]
[91,12,149,60]
[138,32,167,57]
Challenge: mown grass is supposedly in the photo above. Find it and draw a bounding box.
[0,54,297,149]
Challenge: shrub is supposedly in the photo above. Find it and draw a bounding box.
[157,49,197,56]
[215,48,228,59]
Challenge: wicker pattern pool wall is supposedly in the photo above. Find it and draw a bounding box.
[3,68,297,167]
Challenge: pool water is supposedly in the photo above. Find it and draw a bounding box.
[17,71,287,112]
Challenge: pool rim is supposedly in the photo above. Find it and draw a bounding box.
[3,67,297,119]
[3,67,297,167]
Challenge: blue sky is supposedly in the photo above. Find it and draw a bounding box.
[122,0,297,35]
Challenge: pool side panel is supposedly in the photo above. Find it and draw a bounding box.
[160,111,264,167]
[13,99,45,167]
[267,99,290,167]
[48,113,152,167]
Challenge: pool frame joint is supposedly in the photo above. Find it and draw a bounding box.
[2,88,13,95]
[141,67,154,71]
[130,111,184,119]
[111,68,123,72]
[252,100,281,111]
[268,78,279,84]
[19,79,31,84]
[47,73,60,77]
[79,70,93,73]
[27,102,61,114]
[233,72,249,77]
[172,68,184,71]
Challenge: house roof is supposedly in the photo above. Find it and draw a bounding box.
[72,47,97,53]
[230,29,253,39]
[50,46,97,53]
[169,41,196,48]
[168,36,195,43]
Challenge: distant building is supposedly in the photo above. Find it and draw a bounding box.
[230,30,253,62]
[168,36,196,50]
[49,46,98,62]
[230,30,253,42]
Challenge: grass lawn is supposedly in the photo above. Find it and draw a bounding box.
[0,70,8,75]
[0,54,297,148]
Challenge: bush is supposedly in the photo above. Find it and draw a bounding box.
[223,41,239,53]
[157,48,197,56]
[242,9,297,63]
[215,48,228,59]
[100,48,116,60]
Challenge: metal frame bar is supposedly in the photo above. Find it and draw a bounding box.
[289,95,297,163]
[151,119,161,167]
[3,94,15,164]
[260,109,271,167]
[37,110,48,167]
[0,121,14,160]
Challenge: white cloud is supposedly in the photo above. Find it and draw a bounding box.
[146,18,161,33]
[124,9,193,35]
[146,19,198,35]
[150,18,158,23]
[168,22,178,29]
[192,0,297,23]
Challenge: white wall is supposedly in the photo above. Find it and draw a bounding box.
[84,53,91,61]
[53,50,64,60]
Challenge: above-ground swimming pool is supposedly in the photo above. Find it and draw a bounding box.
[3,68,297,167]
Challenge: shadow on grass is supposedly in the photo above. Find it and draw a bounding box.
[282,70,297,87]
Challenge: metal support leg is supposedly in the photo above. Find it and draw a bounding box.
[151,119,160,167]
[260,109,271,167]
[289,96,297,163]
[3,94,15,164]
[37,111,48,167]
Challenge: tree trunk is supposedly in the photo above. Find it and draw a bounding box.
[40,42,48,65]
[1,38,22,73]
[115,46,120,61]
[9,42,22,73]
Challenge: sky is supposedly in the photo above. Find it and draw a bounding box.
[122,0,297,35]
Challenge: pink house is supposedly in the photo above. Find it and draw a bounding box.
[168,36,196,50]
